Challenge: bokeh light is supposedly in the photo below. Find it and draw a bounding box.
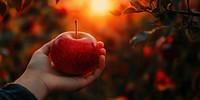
[90,0,113,15]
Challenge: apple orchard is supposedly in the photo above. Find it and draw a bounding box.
[0,0,200,100]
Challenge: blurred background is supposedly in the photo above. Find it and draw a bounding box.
[1,0,200,100]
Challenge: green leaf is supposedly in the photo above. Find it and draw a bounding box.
[122,7,141,15]
[110,9,123,16]
[151,7,176,25]
[130,26,171,47]
[130,0,151,11]
[130,31,149,46]
[130,0,144,9]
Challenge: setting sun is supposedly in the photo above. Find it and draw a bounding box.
[90,0,112,15]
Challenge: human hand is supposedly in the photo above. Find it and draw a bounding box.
[14,40,106,100]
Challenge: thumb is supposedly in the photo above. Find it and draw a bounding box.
[38,39,54,55]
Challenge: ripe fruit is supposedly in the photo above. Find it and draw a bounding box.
[50,20,99,75]
[50,31,99,75]
[143,45,152,58]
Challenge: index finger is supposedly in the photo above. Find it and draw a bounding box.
[38,39,54,55]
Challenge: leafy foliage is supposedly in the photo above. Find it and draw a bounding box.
[121,0,200,46]
[121,3,200,99]
[130,31,149,46]
[0,0,58,17]
[122,7,142,15]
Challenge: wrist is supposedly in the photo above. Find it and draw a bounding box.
[14,70,48,100]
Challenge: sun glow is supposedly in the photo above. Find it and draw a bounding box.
[90,0,112,15]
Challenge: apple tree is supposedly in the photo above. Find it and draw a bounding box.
[0,0,200,99]
[114,0,200,99]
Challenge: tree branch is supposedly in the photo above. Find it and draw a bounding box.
[169,10,200,16]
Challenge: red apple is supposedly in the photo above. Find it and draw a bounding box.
[50,31,99,75]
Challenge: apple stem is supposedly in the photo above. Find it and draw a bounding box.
[75,19,78,39]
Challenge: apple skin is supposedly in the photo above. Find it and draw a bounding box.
[50,31,99,75]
